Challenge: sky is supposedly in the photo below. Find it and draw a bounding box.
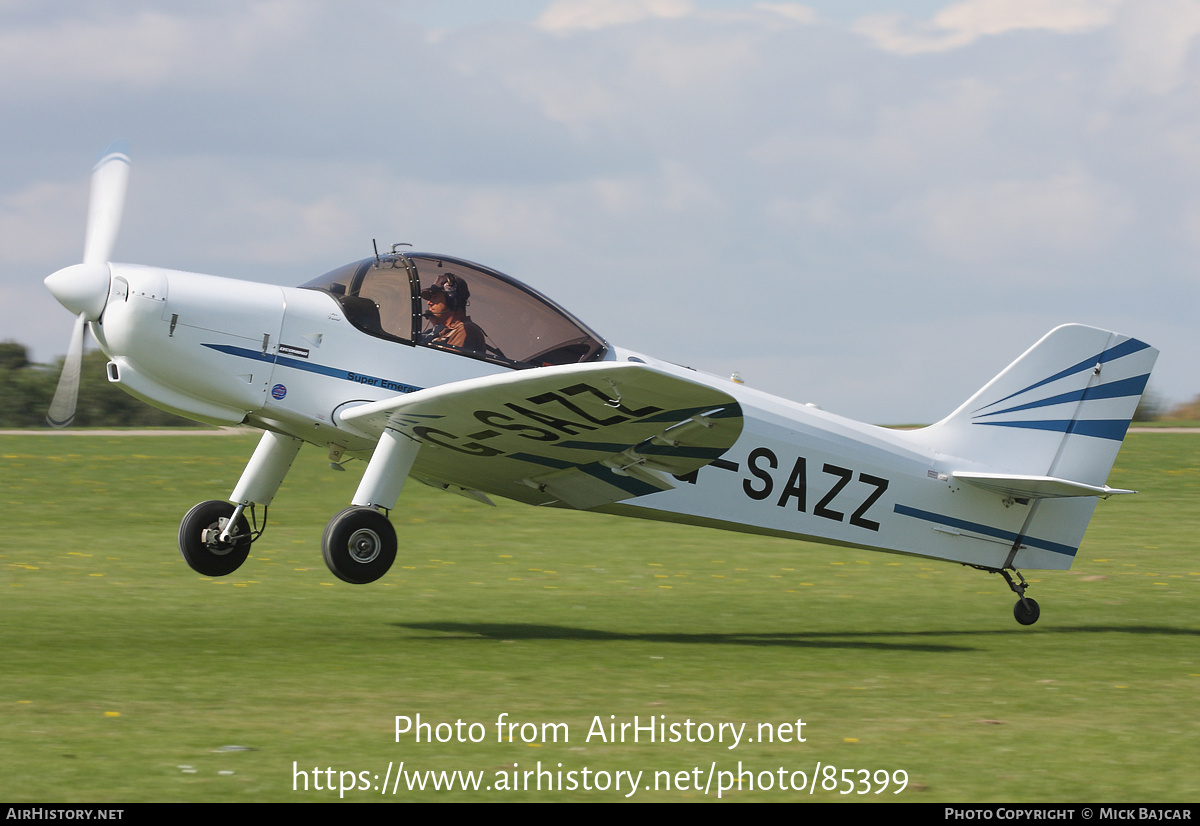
[2,0,1197,424]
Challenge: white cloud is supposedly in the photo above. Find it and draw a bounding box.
[592,160,722,216]
[426,184,575,251]
[0,180,84,265]
[504,70,624,136]
[853,0,1120,55]
[626,30,759,90]
[752,3,820,25]
[764,193,848,230]
[1108,0,1200,94]
[536,0,694,33]
[908,170,1133,266]
[492,21,760,137]
[0,1,319,93]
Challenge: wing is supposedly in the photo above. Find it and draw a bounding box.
[338,362,744,509]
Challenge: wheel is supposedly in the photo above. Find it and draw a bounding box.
[178,500,252,577]
[322,507,397,584]
[1013,597,1041,626]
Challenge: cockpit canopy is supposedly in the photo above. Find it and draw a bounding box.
[300,253,607,369]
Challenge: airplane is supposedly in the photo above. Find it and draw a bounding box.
[42,142,1159,626]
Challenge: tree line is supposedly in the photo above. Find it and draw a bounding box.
[0,341,205,428]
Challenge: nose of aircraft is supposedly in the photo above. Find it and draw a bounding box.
[43,141,130,428]
[45,262,110,321]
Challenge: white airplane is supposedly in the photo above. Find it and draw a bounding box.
[43,144,1158,625]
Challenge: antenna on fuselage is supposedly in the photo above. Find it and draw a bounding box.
[372,239,380,266]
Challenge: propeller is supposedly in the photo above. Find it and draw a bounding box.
[45,314,86,428]
[44,141,130,428]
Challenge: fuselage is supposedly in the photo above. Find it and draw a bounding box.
[85,254,1095,575]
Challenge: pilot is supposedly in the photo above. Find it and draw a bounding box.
[420,273,486,353]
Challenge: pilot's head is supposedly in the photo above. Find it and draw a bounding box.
[420,274,469,315]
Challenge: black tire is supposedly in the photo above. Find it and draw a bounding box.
[1013,597,1041,626]
[322,507,397,584]
[178,500,252,577]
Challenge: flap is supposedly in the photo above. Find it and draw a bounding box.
[339,362,744,509]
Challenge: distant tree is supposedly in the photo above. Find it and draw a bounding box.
[1165,395,1200,422]
[0,349,55,426]
[0,342,206,428]
[0,341,30,371]
[1132,387,1163,422]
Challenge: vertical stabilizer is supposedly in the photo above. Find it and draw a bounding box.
[913,324,1156,483]
[899,324,1157,569]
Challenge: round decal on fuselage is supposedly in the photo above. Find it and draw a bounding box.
[271,384,287,400]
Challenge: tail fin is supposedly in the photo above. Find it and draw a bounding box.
[902,324,1157,569]
[916,324,1156,482]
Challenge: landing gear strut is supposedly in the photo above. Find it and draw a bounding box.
[178,500,256,576]
[322,506,397,584]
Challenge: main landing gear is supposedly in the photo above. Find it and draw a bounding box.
[321,507,398,584]
[176,499,400,583]
[178,500,257,577]
[317,428,415,584]
[177,431,299,579]
[177,428,416,584]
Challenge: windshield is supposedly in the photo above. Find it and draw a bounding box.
[300,252,607,368]
[299,255,418,344]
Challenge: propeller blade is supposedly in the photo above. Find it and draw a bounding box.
[46,313,87,428]
[82,141,130,266]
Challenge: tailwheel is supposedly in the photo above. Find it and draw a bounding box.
[1013,597,1041,626]
[322,506,397,584]
[998,567,1041,626]
[178,500,253,577]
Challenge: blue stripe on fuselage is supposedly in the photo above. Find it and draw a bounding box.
[894,504,1077,557]
[201,343,423,394]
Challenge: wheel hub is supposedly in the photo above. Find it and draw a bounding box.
[348,528,381,564]
[201,517,237,555]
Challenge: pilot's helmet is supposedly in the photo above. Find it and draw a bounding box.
[420,273,469,312]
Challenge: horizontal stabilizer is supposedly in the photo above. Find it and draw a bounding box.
[953,471,1135,500]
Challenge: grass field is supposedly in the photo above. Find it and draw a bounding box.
[1,431,1197,802]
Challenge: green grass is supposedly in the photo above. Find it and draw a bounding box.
[1,432,1197,802]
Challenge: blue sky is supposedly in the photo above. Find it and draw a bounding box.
[3,0,1197,423]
